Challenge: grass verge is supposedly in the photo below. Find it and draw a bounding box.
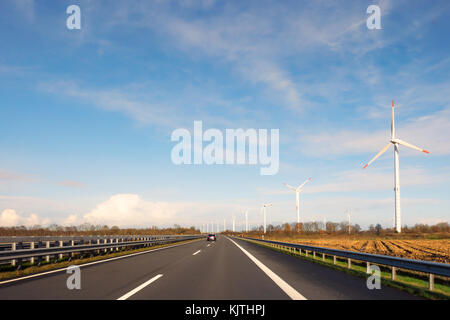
[240,237,450,300]
[0,238,201,282]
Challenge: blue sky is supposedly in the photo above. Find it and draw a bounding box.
[0,0,449,230]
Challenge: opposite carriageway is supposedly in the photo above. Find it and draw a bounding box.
[0,235,204,267]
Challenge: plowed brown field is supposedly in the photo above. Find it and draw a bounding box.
[265,237,449,263]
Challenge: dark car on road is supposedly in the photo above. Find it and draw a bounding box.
[207,234,217,241]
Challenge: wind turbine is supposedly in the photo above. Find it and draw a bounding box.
[363,100,430,233]
[232,214,235,232]
[283,178,311,231]
[244,210,249,232]
[261,204,272,234]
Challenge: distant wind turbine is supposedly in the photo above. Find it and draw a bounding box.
[244,210,249,232]
[261,204,272,234]
[283,178,311,231]
[363,100,429,233]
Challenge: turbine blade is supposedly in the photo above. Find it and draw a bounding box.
[391,100,395,139]
[297,177,311,190]
[395,139,430,154]
[283,182,296,191]
[363,142,391,169]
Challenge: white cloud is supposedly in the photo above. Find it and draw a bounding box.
[38,81,176,127]
[81,194,180,227]
[0,209,48,227]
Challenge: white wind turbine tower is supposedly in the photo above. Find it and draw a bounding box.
[244,210,249,232]
[363,100,430,233]
[223,218,226,232]
[261,204,272,234]
[283,178,311,231]
[232,214,236,232]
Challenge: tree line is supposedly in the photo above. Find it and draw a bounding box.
[0,223,200,236]
[233,221,449,236]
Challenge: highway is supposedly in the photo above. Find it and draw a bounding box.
[0,236,419,300]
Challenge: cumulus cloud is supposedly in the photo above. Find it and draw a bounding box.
[0,209,48,227]
[80,194,183,227]
[0,193,243,228]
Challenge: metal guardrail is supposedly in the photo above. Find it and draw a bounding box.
[0,235,175,243]
[240,236,450,291]
[0,235,204,267]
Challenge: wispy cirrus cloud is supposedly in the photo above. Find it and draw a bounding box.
[58,180,84,188]
[297,107,450,157]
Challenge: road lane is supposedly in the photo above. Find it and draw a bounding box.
[128,236,290,300]
[0,239,207,299]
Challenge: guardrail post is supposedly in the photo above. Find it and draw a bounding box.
[71,240,75,258]
[46,241,50,262]
[333,256,336,265]
[313,251,316,259]
[30,242,35,264]
[11,242,16,266]
[59,241,64,260]
[97,239,101,254]
[305,250,308,257]
[37,241,42,265]
[429,274,434,291]
[347,258,351,269]
[322,253,325,261]
[366,262,370,273]
[392,267,397,280]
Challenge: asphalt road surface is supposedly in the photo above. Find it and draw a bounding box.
[0,236,419,300]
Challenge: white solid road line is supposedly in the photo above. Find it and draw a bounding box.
[227,237,307,300]
[193,250,201,255]
[117,274,163,300]
[0,240,200,285]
